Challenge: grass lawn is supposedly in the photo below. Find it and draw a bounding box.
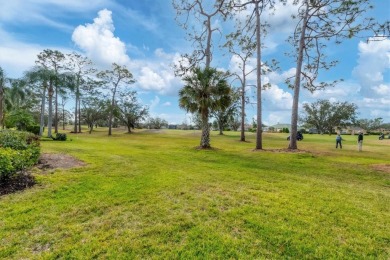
[1,128,389,259]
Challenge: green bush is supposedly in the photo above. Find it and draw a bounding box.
[4,110,35,131]
[0,148,16,181]
[0,130,40,149]
[52,133,67,141]
[0,130,41,183]
[26,125,41,136]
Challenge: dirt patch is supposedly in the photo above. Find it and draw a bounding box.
[252,148,310,153]
[372,164,390,173]
[0,174,35,196]
[37,153,87,171]
[0,153,86,196]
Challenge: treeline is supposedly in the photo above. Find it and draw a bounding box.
[0,51,153,136]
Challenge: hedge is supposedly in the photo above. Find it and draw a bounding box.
[0,130,40,182]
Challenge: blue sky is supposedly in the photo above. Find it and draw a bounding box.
[0,0,389,125]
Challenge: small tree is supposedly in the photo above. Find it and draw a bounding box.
[212,87,240,135]
[356,118,383,133]
[146,117,168,129]
[97,63,135,136]
[116,91,149,133]
[179,67,230,148]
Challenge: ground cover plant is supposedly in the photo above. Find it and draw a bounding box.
[0,128,389,259]
[0,130,40,195]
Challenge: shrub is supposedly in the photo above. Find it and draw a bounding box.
[0,130,40,149]
[0,130,40,183]
[52,133,67,141]
[0,148,16,181]
[26,125,41,136]
[4,110,35,131]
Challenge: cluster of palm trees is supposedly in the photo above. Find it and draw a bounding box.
[0,49,146,137]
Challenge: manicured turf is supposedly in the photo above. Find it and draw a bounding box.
[1,128,389,259]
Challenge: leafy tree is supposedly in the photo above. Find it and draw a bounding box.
[212,87,240,135]
[287,0,374,149]
[24,66,54,136]
[179,67,230,148]
[66,52,97,133]
[146,117,168,130]
[356,118,383,132]
[4,109,35,131]
[81,97,108,134]
[97,63,135,136]
[116,91,149,133]
[35,49,65,134]
[229,115,241,131]
[301,100,357,135]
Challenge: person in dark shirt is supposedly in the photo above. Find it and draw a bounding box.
[357,131,363,151]
[336,134,342,149]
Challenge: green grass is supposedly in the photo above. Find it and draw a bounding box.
[1,128,389,259]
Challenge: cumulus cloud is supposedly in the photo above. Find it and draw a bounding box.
[263,84,293,110]
[149,96,160,114]
[163,102,171,106]
[353,37,390,98]
[72,9,130,66]
[133,50,183,95]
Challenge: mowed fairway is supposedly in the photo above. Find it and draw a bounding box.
[1,128,389,259]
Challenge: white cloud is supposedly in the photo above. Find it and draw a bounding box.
[372,84,390,96]
[163,102,171,106]
[263,84,293,110]
[0,28,72,78]
[353,37,390,98]
[0,0,112,31]
[132,50,183,95]
[138,67,166,91]
[72,9,130,67]
[149,96,160,114]
[265,111,292,126]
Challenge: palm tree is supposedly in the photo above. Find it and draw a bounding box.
[179,67,230,148]
[25,66,54,136]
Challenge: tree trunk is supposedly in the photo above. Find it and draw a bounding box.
[205,17,212,68]
[47,80,53,138]
[289,0,309,150]
[78,98,82,133]
[39,82,47,136]
[74,94,78,133]
[255,2,262,150]
[200,113,210,148]
[108,87,117,136]
[62,102,65,130]
[54,84,58,134]
[240,69,246,142]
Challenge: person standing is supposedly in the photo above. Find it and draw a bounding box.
[336,134,342,149]
[357,131,363,151]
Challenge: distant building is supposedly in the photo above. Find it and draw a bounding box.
[269,123,291,132]
[168,124,177,129]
